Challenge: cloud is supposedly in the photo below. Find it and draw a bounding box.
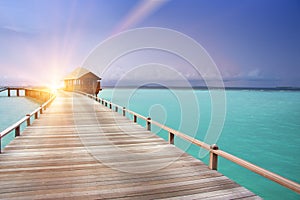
[247,68,261,79]
[102,63,197,87]
[0,25,36,36]
[1,26,25,33]
[223,68,263,81]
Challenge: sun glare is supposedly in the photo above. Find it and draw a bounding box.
[49,81,64,94]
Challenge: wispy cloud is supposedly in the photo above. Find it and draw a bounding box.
[2,25,24,33]
[247,68,261,79]
[222,68,264,81]
[0,25,36,36]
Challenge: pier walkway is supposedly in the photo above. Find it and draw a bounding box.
[0,91,260,199]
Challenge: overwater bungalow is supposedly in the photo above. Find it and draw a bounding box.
[64,67,101,95]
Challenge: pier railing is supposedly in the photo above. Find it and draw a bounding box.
[79,91,300,194]
[0,88,56,153]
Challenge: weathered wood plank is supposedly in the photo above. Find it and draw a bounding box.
[0,91,260,199]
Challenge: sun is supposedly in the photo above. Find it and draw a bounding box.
[49,81,64,93]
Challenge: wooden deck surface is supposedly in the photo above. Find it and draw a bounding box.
[0,91,261,199]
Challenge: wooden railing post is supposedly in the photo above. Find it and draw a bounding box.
[169,132,175,144]
[147,117,151,131]
[35,112,38,119]
[123,107,126,116]
[40,106,43,114]
[16,89,20,96]
[105,102,107,107]
[134,115,137,123]
[26,114,31,126]
[109,103,112,109]
[15,125,20,137]
[115,107,118,112]
[209,144,219,170]
[8,88,10,97]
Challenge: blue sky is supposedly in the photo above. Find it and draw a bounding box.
[0,0,299,87]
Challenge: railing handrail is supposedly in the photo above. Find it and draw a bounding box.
[215,149,300,193]
[0,87,7,92]
[0,116,29,139]
[0,89,56,152]
[77,91,300,194]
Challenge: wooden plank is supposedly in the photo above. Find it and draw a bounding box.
[0,91,261,199]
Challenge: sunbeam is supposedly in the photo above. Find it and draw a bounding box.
[112,0,169,35]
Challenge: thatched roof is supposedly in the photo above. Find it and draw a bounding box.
[64,67,101,80]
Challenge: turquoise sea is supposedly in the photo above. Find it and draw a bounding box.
[0,90,41,148]
[0,89,299,199]
[98,88,300,200]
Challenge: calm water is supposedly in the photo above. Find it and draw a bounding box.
[99,88,300,200]
[0,90,41,149]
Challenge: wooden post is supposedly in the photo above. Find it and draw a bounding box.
[209,144,219,170]
[147,117,151,131]
[16,89,19,96]
[123,107,126,116]
[8,88,10,97]
[109,103,112,109]
[115,107,118,112]
[15,125,20,137]
[134,115,137,123]
[40,106,43,114]
[169,132,175,144]
[35,111,38,119]
[105,102,107,107]
[26,114,31,126]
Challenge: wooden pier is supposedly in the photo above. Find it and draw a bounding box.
[0,91,262,199]
[0,87,52,101]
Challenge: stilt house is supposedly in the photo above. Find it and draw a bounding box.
[64,67,101,95]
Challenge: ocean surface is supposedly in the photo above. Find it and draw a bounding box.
[0,88,299,199]
[98,88,300,200]
[0,90,41,149]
